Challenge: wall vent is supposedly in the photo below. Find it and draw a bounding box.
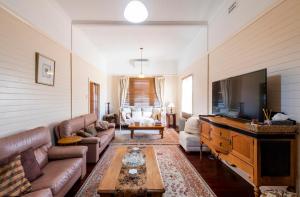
[228,1,238,14]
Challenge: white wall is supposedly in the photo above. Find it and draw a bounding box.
[178,55,209,116]
[208,0,282,51]
[0,0,107,72]
[0,0,71,50]
[72,54,108,118]
[178,27,208,72]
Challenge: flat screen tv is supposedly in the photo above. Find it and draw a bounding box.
[212,69,267,122]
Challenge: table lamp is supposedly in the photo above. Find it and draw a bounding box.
[168,103,175,114]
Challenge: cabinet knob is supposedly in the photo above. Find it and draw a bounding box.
[219,142,222,147]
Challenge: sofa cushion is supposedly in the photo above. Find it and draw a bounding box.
[84,113,97,128]
[21,148,43,182]
[0,155,32,196]
[143,111,152,118]
[179,131,200,147]
[23,188,52,197]
[108,123,116,129]
[59,116,85,138]
[76,130,93,138]
[85,126,97,137]
[132,111,142,119]
[97,128,115,142]
[31,158,82,195]
[184,116,200,134]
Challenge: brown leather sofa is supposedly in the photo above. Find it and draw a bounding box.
[0,127,87,197]
[55,113,115,163]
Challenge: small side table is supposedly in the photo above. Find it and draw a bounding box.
[166,113,176,129]
[58,136,82,146]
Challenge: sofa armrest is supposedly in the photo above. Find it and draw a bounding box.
[23,189,52,197]
[48,146,88,160]
[80,137,100,144]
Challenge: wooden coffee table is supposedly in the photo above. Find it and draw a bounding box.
[128,124,165,139]
[98,146,165,197]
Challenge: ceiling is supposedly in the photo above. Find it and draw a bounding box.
[55,0,223,21]
[55,0,224,74]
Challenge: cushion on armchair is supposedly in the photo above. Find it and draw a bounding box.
[184,116,200,134]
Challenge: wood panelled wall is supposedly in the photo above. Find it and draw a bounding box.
[0,7,108,137]
[209,0,300,191]
[0,7,71,137]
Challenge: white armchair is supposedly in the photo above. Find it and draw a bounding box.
[179,116,208,152]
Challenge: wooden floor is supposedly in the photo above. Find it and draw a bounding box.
[66,145,254,197]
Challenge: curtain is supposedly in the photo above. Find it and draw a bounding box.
[154,77,165,107]
[120,77,129,107]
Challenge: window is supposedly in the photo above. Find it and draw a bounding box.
[126,77,158,106]
[181,75,193,114]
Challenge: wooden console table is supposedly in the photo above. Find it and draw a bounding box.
[199,115,298,197]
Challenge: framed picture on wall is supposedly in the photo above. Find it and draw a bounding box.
[35,52,55,86]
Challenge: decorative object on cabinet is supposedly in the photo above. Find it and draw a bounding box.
[35,52,55,86]
[199,115,297,197]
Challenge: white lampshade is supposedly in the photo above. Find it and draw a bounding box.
[168,103,175,108]
[124,1,148,23]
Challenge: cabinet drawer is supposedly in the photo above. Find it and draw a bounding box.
[211,136,231,154]
[210,125,230,139]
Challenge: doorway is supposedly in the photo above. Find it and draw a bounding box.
[89,81,100,117]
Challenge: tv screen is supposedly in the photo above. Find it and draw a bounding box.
[212,69,267,122]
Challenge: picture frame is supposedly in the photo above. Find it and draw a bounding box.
[35,52,55,86]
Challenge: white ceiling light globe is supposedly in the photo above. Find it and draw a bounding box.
[124,1,148,23]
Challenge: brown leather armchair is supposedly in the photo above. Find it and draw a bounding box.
[55,113,115,163]
[0,127,87,197]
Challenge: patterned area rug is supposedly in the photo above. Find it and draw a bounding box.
[76,145,216,197]
[111,128,179,145]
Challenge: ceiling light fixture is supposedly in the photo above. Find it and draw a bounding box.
[124,1,148,23]
[138,48,145,78]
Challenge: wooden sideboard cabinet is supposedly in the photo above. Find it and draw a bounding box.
[199,116,298,197]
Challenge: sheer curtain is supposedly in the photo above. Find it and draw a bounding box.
[119,77,129,107]
[154,76,165,124]
[154,77,165,107]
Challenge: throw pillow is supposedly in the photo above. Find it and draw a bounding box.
[184,116,200,134]
[76,130,93,137]
[95,121,109,131]
[21,148,43,182]
[85,126,97,136]
[0,155,31,196]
